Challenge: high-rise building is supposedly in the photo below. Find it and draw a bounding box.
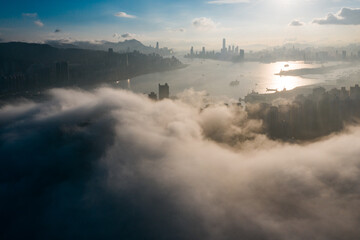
[156,42,159,50]
[159,83,169,100]
[350,84,360,100]
[55,61,69,82]
[235,46,239,54]
[342,50,347,59]
[108,48,114,54]
[190,46,194,56]
[148,92,157,100]
[240,49,245,59]
[221,38,227,54]
[202,47,205,55]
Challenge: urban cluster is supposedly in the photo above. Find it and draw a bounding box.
[248,85,360,140]
[185,38,245,62]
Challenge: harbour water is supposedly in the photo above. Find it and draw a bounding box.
[115,58,359,99]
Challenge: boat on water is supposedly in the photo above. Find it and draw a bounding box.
[284,64,290,67]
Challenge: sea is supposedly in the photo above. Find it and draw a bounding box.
[114,57,360,99]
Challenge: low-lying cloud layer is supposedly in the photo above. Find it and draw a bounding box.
[1,88,360,239]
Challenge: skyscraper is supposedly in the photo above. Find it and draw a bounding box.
[148,92,157,100]
[156,42,159,50]
[222,38,227,54]
[159,83,169,100]
[240,49,245,59]
[190,46,194,56]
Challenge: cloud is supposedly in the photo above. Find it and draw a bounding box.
[313,8,360,25]
[1,88,360,239]
[34,20,44,27]
[22,13,44,27]
[54,29,61,33]
[167,27,186,33]
[192,17,218,30]
[289,20,304,26]
[121,33,136,38]
[22,13,38,18]
[114,11,136,19]
[207,0,250,4]
[113,33,136,39]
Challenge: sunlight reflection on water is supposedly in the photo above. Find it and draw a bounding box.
[115,59,354,99]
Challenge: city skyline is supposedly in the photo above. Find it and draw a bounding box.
[2,1,360,240]
[1,1,360,50]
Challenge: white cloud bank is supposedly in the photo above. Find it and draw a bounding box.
[313,7,360,25]
[1,88,360,239]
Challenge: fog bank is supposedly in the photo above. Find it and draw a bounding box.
[1,88,360,239]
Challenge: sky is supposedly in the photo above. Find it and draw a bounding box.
[0,0,360,50]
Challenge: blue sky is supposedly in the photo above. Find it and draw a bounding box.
[1,0,360,50]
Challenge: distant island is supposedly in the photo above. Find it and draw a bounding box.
[0,42,184,99]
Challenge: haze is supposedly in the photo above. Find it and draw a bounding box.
[1,0,360,49]
[1,0,360,239]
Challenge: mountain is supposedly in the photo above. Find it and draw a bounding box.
[0,42,184,97]
[45,39,173,56]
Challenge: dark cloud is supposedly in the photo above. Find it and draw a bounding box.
[1,88,360,239]
[313,8,360,25]
[54,29,61,33]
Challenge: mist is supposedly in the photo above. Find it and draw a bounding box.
[1,87,360,239]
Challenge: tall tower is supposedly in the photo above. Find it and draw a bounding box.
[190,46,194,55]
[222,38,226,51]
[156,42,159,50]
[159,83,169,100]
